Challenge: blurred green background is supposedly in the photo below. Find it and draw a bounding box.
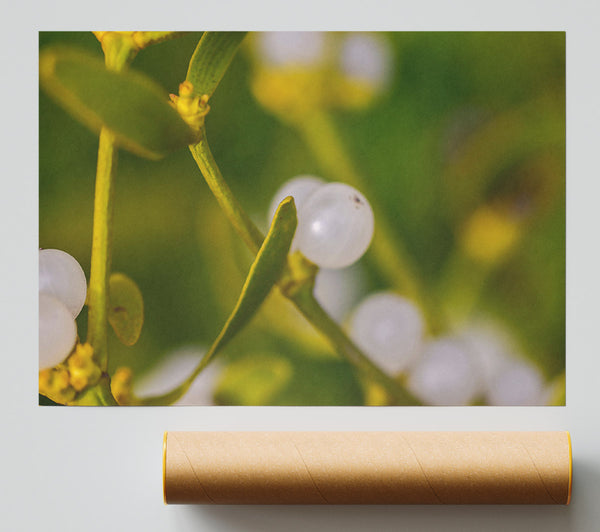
[39,32,565,405]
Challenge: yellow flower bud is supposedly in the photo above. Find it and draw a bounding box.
[459,205,521,264]
[39,365,76,404]
[67,343,101,392]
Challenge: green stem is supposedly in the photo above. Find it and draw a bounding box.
[189,129,264,255]
[290,285,420,405]
[85,43,132,391]
[72,375,119,406]
[86,128,117,371]
[295,109,442,333]
[187,128,421,405]
[140,281,420,406]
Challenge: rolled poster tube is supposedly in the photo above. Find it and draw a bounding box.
[163,431,572,504]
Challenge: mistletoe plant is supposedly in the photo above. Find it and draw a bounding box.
[39,32,420,406]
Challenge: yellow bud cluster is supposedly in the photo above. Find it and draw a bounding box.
[93,31,179,53]
[248,32,392,119]
[67,343,101,392]
[39,365,76,404]
[250,69,381,124]
[39,343,103,404]
[169,81,210,132]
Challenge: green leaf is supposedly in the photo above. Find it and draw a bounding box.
[137,196,296,405]
[186,32,247,99]
[39,46,198,159]
[207,196,296,357]
[108,272,144,346]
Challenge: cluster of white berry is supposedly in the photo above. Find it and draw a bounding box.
[270,177,550,405]
[348,296,549,405]
[39,249,87,370]
[257,31,393,93]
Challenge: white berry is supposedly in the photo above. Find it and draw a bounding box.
[39,293,77,370]
[268,175,324,225]
[407,338,481,405]
[487,360,545,406]
[314,263,365,323]
[349,292,423,374]
[295,182,374,269]
[340,33,393,89]
[459,325,512,393]
[134,346,221,405]
[258,32,326,68]
[39,249,87,318]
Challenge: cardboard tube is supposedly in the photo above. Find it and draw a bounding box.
[163,431,572,505]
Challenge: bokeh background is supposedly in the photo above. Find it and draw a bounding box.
[39,32,565,405]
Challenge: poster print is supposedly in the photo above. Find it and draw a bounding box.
[39,31,565,406]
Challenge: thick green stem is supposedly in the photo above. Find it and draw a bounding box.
[295,110,442,333]
[84,43,132,396]
[190,129,264,255]
[188,130,421,405]
[74,375,119,406]
[86,128,117,371]
[290,285,420,405]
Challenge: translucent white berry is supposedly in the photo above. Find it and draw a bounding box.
[407,338,481,405]
[314,263,366,323]
[39,249,87,318]
[39,293,77,370]
[267,175,324,224]
[295,182,374,269]
[487,360,545,406]
[459,325,512,393]
[258,32,326,68]
[348,292,423,374]
[340,33,393,89]
[134,346,221,406]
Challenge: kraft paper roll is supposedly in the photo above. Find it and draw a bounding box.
[163,431,572,505]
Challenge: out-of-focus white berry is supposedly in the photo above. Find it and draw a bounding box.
[348,292,423,374]
[268,175,324,225]
[407,338,481,405]
[339,33,393,89]
[487,360,546,406]
[295,182,374,269]
[314,263,366,323]
[258,32,326,68]
[39,249,87,318]
[537,385,554,407]
[134,346,221,405]
[39,293,77,370]
[459,325,512,393]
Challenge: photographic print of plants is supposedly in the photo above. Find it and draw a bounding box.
[39,31,565,406]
